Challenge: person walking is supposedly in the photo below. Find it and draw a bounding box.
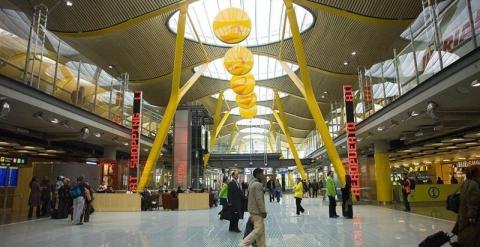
[341,175,353,219]
[293,177,305,215]
[455,165,480,247]
[71,176,86,225]
[401,173,412,212]
[28,176,41,219]
[266,177,275,203]
[40,176,52,216]
[56,178,71,219]
[227,171,243,232]
[274,178,282,203]
[240,168,267,247]
[312,179,319,198]
[326,171,339,218]
[82,182,94,223]
[218,177,228,219]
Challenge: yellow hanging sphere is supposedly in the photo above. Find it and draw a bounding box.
[224,46,254,76]
[236,92,257,109]
[239,105,257,119]
[213,8,251,44]
[230,73,255,95]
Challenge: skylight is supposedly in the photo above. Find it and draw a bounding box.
[237,118,270,126]
[168,0,314,47]
[196,55,298,81]
[231,106,272,116]
[212,86,287,102]
[240,127,269,134]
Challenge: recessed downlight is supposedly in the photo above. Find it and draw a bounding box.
[472,79,480,87]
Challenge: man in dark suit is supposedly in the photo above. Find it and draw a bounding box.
[228,170,243,232]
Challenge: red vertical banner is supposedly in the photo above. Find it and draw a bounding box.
[129,90,142,191]
[343,85,360,200]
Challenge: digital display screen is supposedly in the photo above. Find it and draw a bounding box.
[0,166,7,187]
[8,167,18,187]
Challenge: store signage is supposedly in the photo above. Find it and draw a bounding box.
[343,85,360,199]
[363,82,373,103]
[129,90,142,191]
[456,159,480,168]
[0,156,27,166]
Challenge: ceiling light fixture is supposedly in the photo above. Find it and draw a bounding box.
[414,131,424,137]
[377,126,385,132]
[409,111,420,117]
[443,159,451,162]
[94,132,102,138]
[108,64,114,69]
[65,0,73,6]
[471,79,480,87]
[123,142,129,146]
[343,61,349,66]
[49,118,59,124]
[351,51,357,56]
[0,99,10,118]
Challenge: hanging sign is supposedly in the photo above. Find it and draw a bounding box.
[129,90,142,191]
[344,85,360,200]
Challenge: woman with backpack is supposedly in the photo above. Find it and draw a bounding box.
[455,165,480,247]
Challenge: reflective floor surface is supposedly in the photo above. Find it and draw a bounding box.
[0,195,455,247]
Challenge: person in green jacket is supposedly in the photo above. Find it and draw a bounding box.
[326,171,339,218]
[218,177,229,219]
[293,177,305,215]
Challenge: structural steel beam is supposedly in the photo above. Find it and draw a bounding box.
[137,2,189,191]
[273,91,307,180]
[204,91,231,166]
[279,61,306,98]
[177,63,208,104]
[284,0,346,186]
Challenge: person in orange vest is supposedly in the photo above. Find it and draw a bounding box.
[402,173,412,212]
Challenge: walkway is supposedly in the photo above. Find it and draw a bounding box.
[0,195,455,247]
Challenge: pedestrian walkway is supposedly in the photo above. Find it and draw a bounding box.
[0,195,454,247]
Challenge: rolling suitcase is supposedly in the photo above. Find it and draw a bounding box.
[419,231,451,247]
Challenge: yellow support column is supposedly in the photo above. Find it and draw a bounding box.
[374,141,392,203]
[204,91,231,166]
[137,3,189,191]
[273,91,307,180]
[228,124,239,152]
[283,0,346,186]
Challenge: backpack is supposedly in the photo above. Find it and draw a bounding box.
[410,179,416,190]
[69,185,82,199]
[446,192,460,213]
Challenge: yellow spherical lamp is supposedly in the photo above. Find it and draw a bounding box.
[213,8,251,44]
[224,46,254,76]
[236,93,257,109]
[239,105,257,119]
[230,74,255,95]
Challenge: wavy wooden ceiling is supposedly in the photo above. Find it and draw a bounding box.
[11,0,423,140]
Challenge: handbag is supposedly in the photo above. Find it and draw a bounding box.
[243,217,255,240]
[221,205,234,221]
[446,192,460,213]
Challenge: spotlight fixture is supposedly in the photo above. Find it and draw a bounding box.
[409,111,420,117]
[0,99,10,118]
[377,126,385,132]
[343,61,349,66]
[351,51,357,56]
[123,142,129,146]
[108,64,115,69]
[144,148,149,152]
[80,127,90,139]
[94,132,102,138]
[49,118,59,124]
[65,0,73,6]
[472,79,480,87]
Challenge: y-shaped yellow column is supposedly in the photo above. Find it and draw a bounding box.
[283,0,346,186]
[137,3,189,191]
[272,91,307,180]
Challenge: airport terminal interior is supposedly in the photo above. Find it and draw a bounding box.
[0,0,479,246]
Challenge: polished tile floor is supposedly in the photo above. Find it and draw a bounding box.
[0,195,455,247]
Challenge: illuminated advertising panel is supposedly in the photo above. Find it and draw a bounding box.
[343,85,360,200]
[129,90,142,191]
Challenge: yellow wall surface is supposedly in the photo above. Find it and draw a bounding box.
[396,184,460,202]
